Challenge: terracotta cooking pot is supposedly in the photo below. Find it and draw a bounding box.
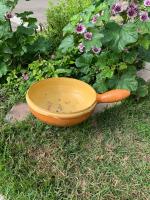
[26,78,130,127]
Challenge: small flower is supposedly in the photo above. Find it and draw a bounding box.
[127,3,138,18]
[112,3,122,15]
[144,0,150,6]
[92,47,101,54]
[127,8,138,18]
[84,32,93,40]
[128,3,138,10]
[78,43,85,53]
[76,23,86,34]
[92,16,97,23]
[140,11,149,21]
[91,13,100,23]
[22,73,29,81]
[5,12,14,20]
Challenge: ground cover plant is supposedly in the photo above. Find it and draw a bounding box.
[0,83,150,199]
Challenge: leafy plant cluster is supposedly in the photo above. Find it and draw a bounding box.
[6,58,73,94]
[47,0,93,50]
[56,0,150,97]
[0,0,51,80]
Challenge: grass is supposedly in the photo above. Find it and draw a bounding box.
[0,85,150,200]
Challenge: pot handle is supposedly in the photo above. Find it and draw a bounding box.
[96,89,130,103]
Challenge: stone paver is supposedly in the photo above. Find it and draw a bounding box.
[137,69,150,82]
[144,62,150,71]
[5,103,30,123]
[13,0,59,24]
[0,195,5,200]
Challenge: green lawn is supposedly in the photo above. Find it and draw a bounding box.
[0,85,150,200]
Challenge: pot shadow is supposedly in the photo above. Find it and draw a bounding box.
[38,100,131,153]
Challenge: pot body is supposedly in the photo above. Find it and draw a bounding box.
[29,107,94,127]
[26,77,130,127]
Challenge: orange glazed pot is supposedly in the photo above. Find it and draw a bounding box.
[26,78,130,127]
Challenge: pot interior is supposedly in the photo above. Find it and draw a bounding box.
[27,78,96,114]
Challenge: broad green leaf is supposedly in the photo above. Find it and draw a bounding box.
[0,2,9,22]
[3,46,13,54]
[122,51,137,64]
[0,23,10,38]
[16,11,34,18]
[58,35,74,53]
[117,74,138,91]
[136,85,148,97]
[93,81,108,93]
[107,75,118,88]
[139,34,150,50]
[96,51,119,67]
[103,22,138,52]
[17,26,35,35]
[119,62,128,70]
[136,20,150,34]
[97,66,114,80]
[63,23,75,35]
[138,47,150,62]
[0,62,8,77]
[75,53,93,68]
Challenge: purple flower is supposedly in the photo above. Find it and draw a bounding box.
[144,0,150,6]
[112,3,122,15]
[78,43,85,53]
[22,73,29,81]
[140,11,149,21]
[91,13,100,23]
[84,32,93,40]
[76,24,86,34]
[127,3,138,18]
[128,3,138,10]
[92,16,97,23]
[92,47,101,54]
[127,8,138,18]
[5,12,14,20]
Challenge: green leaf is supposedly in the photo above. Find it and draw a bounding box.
[107,75,118,88]
[83,33,103,51]
[93,81,108,93]
[122,51,137,64]
[136,85,148,97]
[17,25,35,35]
[58,35,74,53]
[0,23,10,39]
[138,47,150,62]
[139,34,150,50]
[119,62,128,70]
[0,62,8,77]
[97,66,114,80]
[55,69,72,75]
[16,11,33,18]
[136,20,150,34]
[75,53,93,68]
[117,72,138,92]
[3,46,13,54]
[0,2,9,22]
[63,23,75,35]
[103,22,138,52]
[96,51,119,67]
